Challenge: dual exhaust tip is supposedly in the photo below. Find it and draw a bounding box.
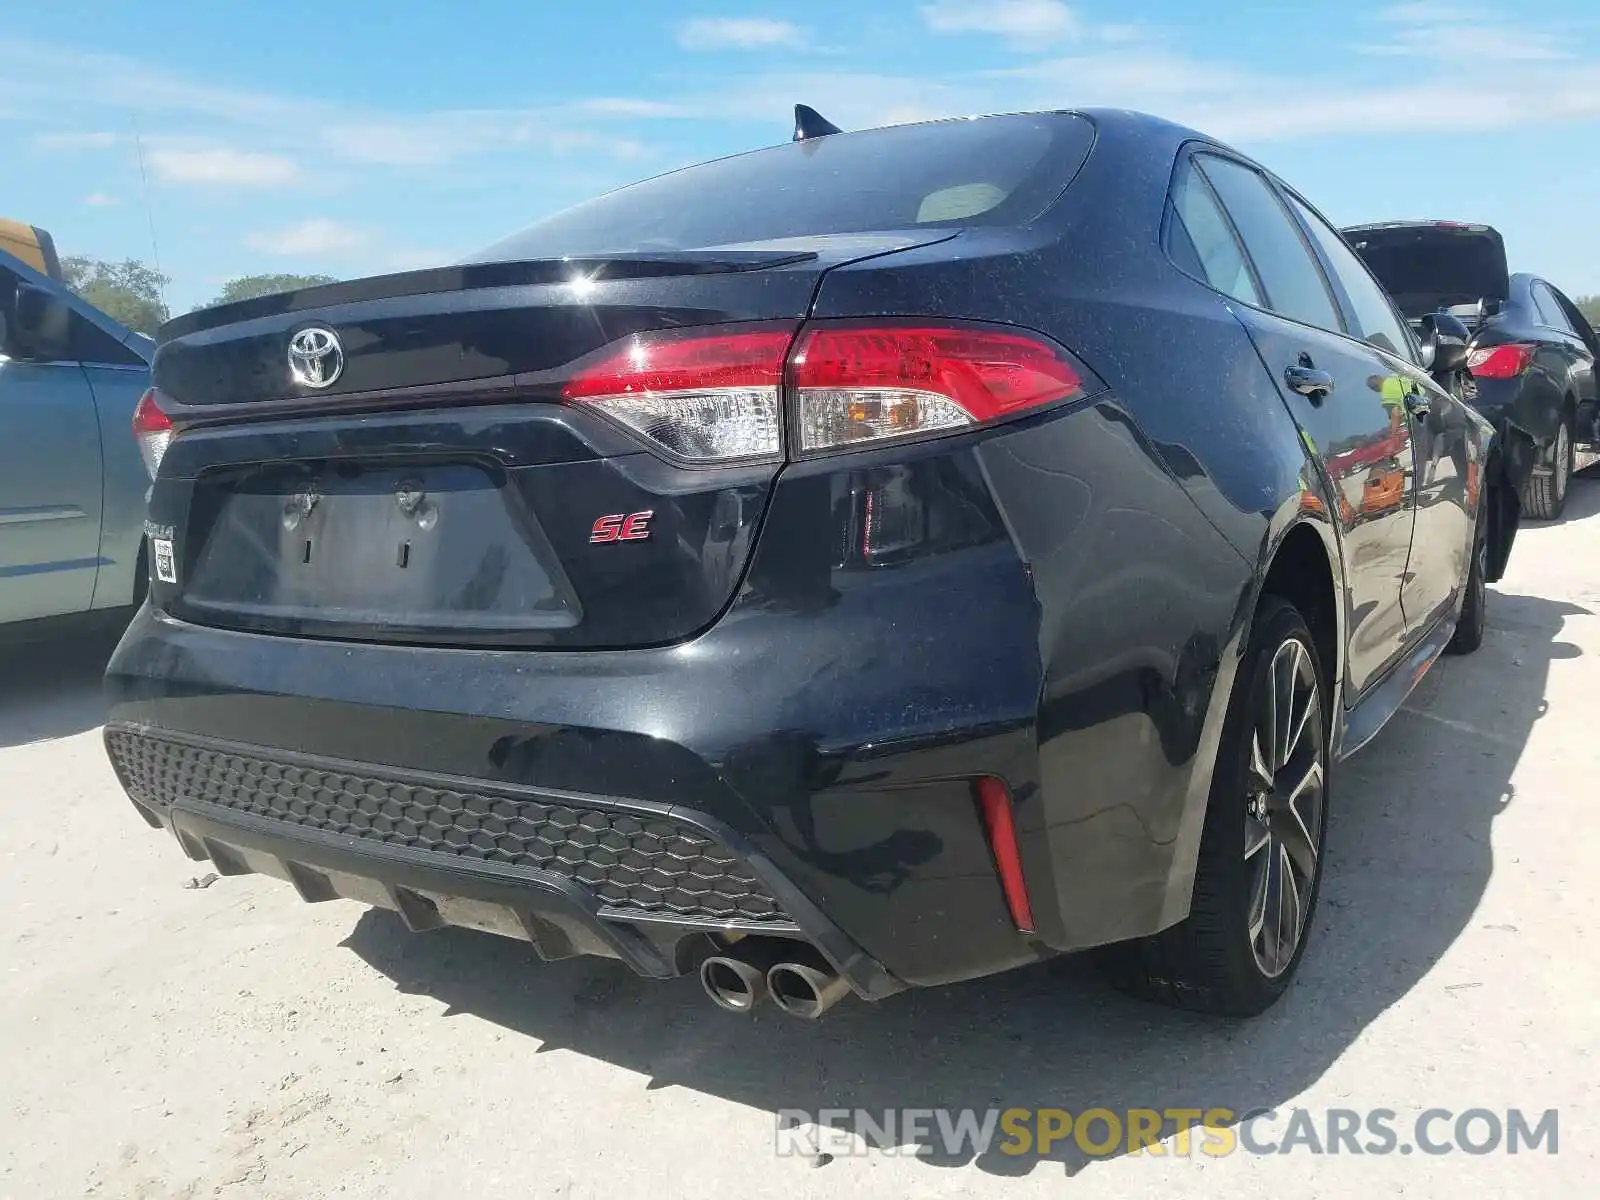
[698,943,851,1019]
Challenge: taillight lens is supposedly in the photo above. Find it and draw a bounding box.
[132,388,173,479]
[1466,343,1536,379]
[562,327,794,464]
[559,321,1094,463]
[790,324,1087,453]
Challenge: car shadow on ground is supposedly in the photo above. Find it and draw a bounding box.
[0,627,123,749]
[1547,468,1600,524]
[339,587,1584,1177]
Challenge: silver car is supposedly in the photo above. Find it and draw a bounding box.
[0,250,151,641]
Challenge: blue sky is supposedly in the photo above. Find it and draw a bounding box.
[5,0,1599,312]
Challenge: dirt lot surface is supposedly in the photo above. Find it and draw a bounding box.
[4,477,1599,1199]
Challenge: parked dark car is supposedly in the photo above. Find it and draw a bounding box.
[1343,220,1598,518]
[105,108,1520,1020]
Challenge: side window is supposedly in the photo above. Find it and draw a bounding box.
[1166,160,1261,305]
[1532,282,1575,335]
[1194,155,1343,334]
[1286,194,1416,362]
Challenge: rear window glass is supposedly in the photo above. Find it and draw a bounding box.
[469,113,1095,261]
[1167,161,1260,306]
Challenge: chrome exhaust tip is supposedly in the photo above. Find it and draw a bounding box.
[699,955,768,1013]
[767,960,851,1020]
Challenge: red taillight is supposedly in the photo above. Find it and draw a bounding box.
[975,775,1035,934]
[790,324,1086,453]
[1466,343,1535,379]
[562,326,794,464]
[559,321,1093,463]
[132,388,173,479]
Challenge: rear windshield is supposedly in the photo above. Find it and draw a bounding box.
[468,113,1095,262]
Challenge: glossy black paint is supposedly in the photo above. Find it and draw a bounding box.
[108,109,1502,995]
[154,236,949,409]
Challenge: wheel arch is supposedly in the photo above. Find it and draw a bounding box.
[1153,513,1343,934]
[1255,518,1343,714]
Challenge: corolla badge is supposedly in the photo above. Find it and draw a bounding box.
[287,326,344,389]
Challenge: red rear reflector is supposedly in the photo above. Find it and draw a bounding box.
[132,388,173,479]
[790,324,1085,452]
[1466,343,1535,379]
[975,775,1035,933]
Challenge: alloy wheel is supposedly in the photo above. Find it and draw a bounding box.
[1243,637,1325,978]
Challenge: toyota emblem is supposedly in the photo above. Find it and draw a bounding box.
[287,326,344,389]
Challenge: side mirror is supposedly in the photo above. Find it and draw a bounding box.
[9,281,72,362]
[1419,311,1470,379]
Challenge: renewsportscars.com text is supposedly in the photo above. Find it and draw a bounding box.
[775,1106,1559,1159]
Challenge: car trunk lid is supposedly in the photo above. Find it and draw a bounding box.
[1340,220,1510,321]
[146,233,952,650]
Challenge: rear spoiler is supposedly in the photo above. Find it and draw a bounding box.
[0,218,64,283]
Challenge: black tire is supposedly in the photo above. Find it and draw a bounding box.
[1096,597,1330,1016]
[1522,407,1574,520]
[1446,505,1488,656]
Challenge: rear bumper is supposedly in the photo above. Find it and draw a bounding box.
[105,523,1051,992]
[104,402,1256,993]
[109,724,900,996]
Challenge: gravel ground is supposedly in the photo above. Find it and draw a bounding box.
[3,475,1598,1200]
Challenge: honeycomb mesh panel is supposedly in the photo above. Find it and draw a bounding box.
[107,729,789,923]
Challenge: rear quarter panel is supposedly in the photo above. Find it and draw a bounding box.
[810,187,1329,944]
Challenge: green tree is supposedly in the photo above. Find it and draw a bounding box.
[203,273,338,309]
[60,256,170,335]
[1576,295,1600,327]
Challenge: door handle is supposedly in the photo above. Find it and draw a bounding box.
[1285,364,1335,398]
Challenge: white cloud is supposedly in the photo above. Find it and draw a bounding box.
[81,192,118,207]
[1,38,647,175]
[576,97,692,118]
[1364,27,1566,59]
[1361,4,1568,60]
[1378,2,1479,21]
[34,130,117,150]
[922,1,1081,42]
[245,218,370,257]
[145,146,301,186]
[676,17,806,51]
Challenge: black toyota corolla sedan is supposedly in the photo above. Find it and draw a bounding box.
[106,107,1522,1020]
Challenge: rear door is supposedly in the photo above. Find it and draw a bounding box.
[1531,280,1596,404]
[1285,192,1472,632]
[1171,151,1418,696]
